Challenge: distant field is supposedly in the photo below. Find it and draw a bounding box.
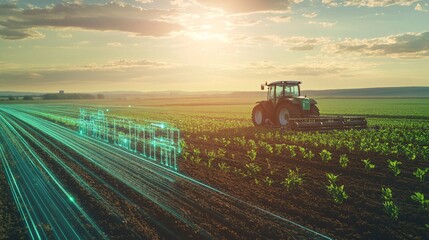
[2,98,428,128]
[5,96,427,115]
[317,98,429,118]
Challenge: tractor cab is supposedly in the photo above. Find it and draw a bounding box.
[264,81,301,104]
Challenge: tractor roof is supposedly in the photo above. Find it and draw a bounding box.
[267,81,301,86]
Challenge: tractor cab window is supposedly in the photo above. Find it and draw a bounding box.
[268,86,275,101]
[275,86,283,98]
[286,85,299,97]
[277,85,299,98]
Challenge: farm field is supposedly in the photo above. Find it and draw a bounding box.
[0,97,428,239]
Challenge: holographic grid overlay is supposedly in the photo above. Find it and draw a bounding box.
[78,108,180,171]
[78,109,109,142]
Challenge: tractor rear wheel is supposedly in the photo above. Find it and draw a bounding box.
[276,103,300,126]
[252,104,266,126]
[310,105,320,116]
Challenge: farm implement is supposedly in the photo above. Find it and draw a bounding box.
[252,81,367,131]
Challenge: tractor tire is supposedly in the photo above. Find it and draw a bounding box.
[310,105,320,116]
[275,103,300,126]
[252,104,266,126]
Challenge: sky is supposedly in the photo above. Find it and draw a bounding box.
[0,0,428,93]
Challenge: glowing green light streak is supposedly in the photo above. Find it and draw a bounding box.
[0,145,41,240]
[0,112,108,240]
[6,116,120,237]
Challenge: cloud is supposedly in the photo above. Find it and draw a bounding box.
[308,20,337,28]
[326,32,429,58]
[196,0,296,13]
[0,2,183,40]
[82,59,176,70]
[283,36,330,51]
[231,31,429,59]
[0,61,18,69]
[322,0,419,7]
[243,61,355,76]
[226,17,262,27]
[266,15,291,23]
[169,0,200,8]
[0,27,44,39]
[302,12,318,18]
[0,59,178,89]
[58,32,72,38]
[321,0,339,6]
[229,34,329,50]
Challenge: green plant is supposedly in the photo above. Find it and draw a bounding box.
[326,173,338,185]
[274,144,283,156]
[206,150,216,168]
[327,184,348,204]
[383,201,399,220]
[413,168,429,182]
[217,148,226,158]
[362,158,375,173]
[247,139,257,150]
[381,187,399,220]
[387,160,402,176]
[299,147,314,160]
[245,162,261,176]
[298,147,306,157]
[183,151,190,161]
[326,173,347,203]
[280,167,304,191]
[263,176,274,186]
[218,162,230,172]
[381,187,393,201]
[285,145,296,158]
[410,192,429,210]
[320,149,332,163]
[233,136,247,147]
[190,148,202,164]
[305,150,315,161]
[339,154,349,168]
[220,138,231,147]
[259,141,273,155]
[179,140,187,153]
[247,149,257,161]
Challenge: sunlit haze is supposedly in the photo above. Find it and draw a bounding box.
[1,0,428,92]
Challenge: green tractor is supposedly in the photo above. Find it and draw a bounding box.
[252,81,367,130]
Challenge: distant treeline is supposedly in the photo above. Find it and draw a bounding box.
[5,96,34,100]
[42,93,104,100]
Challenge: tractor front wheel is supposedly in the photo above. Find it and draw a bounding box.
[252,104,266,126]
[276,103,300,126]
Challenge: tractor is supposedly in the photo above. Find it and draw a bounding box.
[252,81,367,130]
